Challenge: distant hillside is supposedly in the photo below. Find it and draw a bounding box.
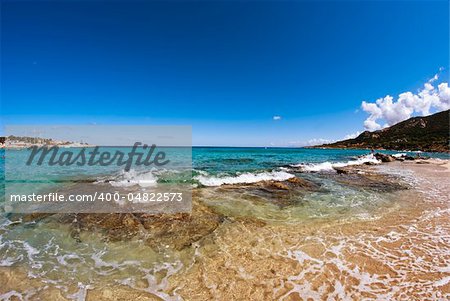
[316,110,449,152]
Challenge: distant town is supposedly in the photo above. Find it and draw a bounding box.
[0,135,92,149]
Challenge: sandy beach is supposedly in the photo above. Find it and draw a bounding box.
[1,158,449,300]
[163,159,450,300]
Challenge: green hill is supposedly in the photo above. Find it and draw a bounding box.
[316,110,449,152]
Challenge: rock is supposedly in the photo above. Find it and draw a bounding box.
[333,167,349,174]
[86,285,164,301]
[311,110,449,152]
[374,153,395,162]
[220,176,320,192]
[122,213,142,232]
[217,176,321,208]
[141,202,224,250]
[232,216,267,227]
[60,213,142,241]
[262,181,289,190]
[8,212,52,223]
[53,201,225,249]
[301,162,412,194]
[286,176,320,189]
[323,170,407,193]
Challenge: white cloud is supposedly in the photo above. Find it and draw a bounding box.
[305,138,333,146]
[286,138,333,147]
[343,131,362,140]
[429,74,439,83]
[273,115,282,121]
[287,132,363,146]
[361,72,450,131]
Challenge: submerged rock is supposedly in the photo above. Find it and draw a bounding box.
[7,212,52,223]
[323,165,408,192]
[333,167,349,174]
[15,177,320,249]
[215,176,321,208]
[59,212,143,241]
[141,202,224,250]
[219,176,320,192]
[55,200,225,250]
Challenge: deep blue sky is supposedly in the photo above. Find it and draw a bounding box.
[1,0,449,146]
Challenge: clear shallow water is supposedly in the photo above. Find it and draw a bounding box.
[0,147,443,214]
[0,147,447,192]
[0,148,448,300]
[192,147,448,173]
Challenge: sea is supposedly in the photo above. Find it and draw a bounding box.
[0,147,448,300]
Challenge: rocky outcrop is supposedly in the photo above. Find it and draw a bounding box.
[315,110,449,152]
[325,166,408,192]
[216,176,322,208]
[374,153,395,162]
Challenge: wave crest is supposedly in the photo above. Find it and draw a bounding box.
[195,170,295,187]
[293,154,380,172]
[101,169,158,187]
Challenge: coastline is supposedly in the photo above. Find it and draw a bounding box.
[1,157,449,300]
[164,159,450,300]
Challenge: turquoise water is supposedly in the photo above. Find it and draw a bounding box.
[0,147,447,299]
[192,147,448,174]
[0,147,448,193]
[1,146,446,215]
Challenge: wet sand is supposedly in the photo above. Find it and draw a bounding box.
[166,160,450,300]
[1,160,449,300]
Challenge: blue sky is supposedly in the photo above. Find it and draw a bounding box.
[1,0,449,146]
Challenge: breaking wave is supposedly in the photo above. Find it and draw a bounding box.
[293,154,380,172]
[97,169,158,187]
[195,170,295,187]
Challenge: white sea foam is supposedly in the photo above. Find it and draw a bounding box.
[67,282,92,301]
[107,170,158,187]
[195,170,295,187]
[0,256,21,267]
[293,154,380,172]
[0,290,28,301]
[392,153,407,158]
[57,254,81,266]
